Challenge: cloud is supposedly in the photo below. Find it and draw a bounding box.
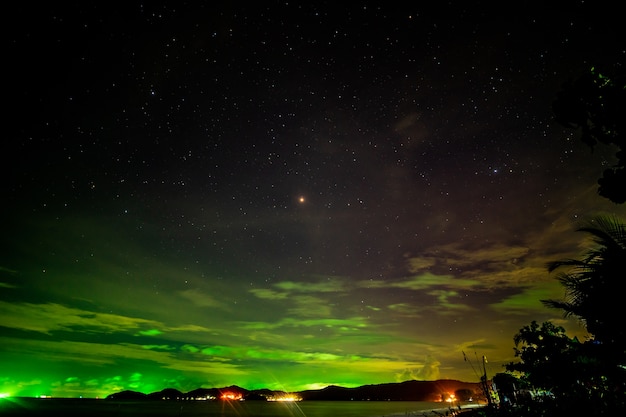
[178,288,227,309]
[168,324,214,333]
[490,280,563,316]
[392,273,481,291]
[239,316,368,332]
[0,266,18,274]
[357,272,478,292]
[427,290,474,312]
[0,336,249,376]
[401,239,569,291]
[142,345,176,351]
[137,329,162,336]
[274,278,346,293]
[395,355,441,381]
[407,243,531,274]
[0,301,159,335]
[249,288,288,300]
[287,295,333,318]
[406,257,437,273]
[164,341,425,374]
[388,303,421,317]
[0,301,213,336]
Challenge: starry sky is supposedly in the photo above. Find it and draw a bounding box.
[2,1,625,399]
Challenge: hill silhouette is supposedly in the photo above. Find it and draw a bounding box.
[106,379,484,402]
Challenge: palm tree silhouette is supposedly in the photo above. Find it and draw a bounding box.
[542,215,625,351]
[541,215,626,413]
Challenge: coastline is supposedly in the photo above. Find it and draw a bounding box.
[382,403,485,417]
[0,398,487,417]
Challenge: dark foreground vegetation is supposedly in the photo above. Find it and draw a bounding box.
[464,67,626,417]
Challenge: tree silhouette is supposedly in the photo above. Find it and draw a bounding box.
[540,214,626,415]
[542,215,626,354]
[505,320,622,417]
[505,321,583,401]
[496,69,626,417]
[552,67,626,204]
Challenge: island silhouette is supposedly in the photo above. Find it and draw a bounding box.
[106,379,484,402]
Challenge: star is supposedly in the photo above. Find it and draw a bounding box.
[2,1,624,399]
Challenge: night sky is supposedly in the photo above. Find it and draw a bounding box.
[2,1,625,399]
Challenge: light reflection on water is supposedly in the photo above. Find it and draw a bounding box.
[1,398,480,417]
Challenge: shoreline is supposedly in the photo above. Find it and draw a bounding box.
[0,397,487,417]
[383,403,485,417]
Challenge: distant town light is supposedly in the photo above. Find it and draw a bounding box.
[220,392,243,401]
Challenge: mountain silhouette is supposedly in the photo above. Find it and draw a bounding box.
[106,379,484,402]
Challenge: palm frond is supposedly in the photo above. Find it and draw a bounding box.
[544,214,625,342]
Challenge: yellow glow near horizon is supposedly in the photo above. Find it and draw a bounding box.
[267,394,302,402]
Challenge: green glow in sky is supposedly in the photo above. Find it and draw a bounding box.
[0,248,593,398]
[3,1,623,400]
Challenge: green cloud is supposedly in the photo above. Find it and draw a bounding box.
[142,345,175,351]
[274,279,346,293]
[137,329,162,336]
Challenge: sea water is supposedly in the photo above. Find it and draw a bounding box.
[0,398,480,417]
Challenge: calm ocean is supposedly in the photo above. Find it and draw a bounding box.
[0,398,479,417]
